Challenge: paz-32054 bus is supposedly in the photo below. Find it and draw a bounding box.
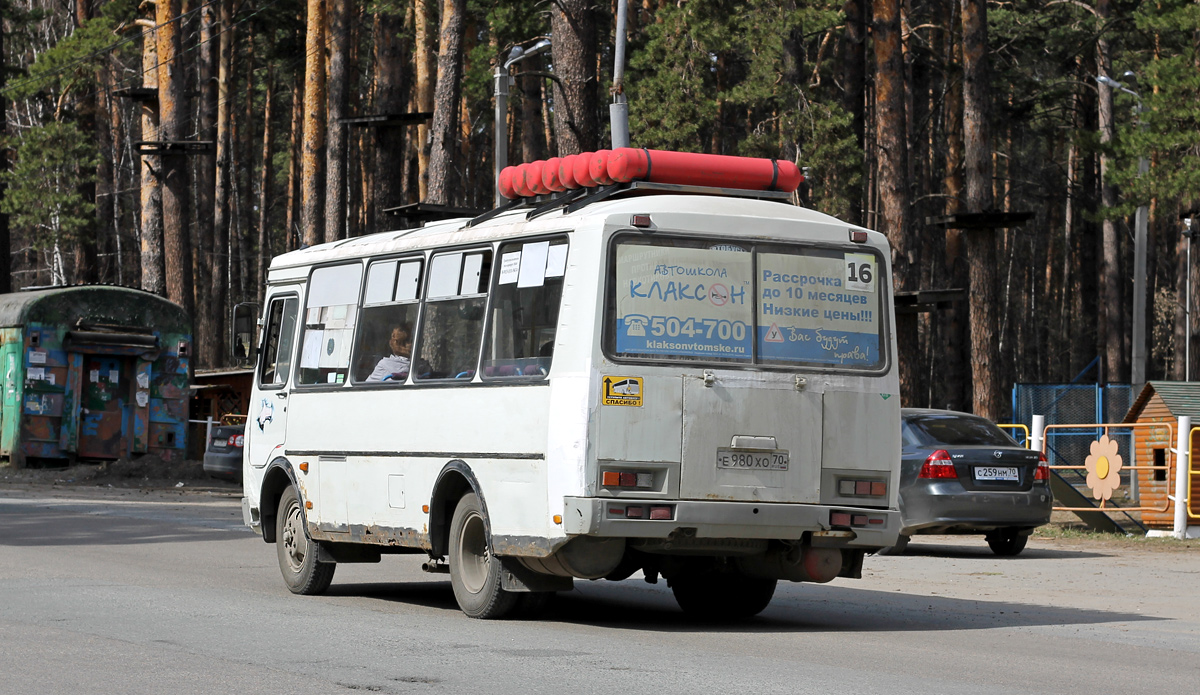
[241,149,901,619]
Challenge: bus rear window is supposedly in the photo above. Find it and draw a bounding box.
[606,236,886,371]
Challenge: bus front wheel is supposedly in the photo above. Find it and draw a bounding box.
[448,493,518,619]
[276,486,335,595]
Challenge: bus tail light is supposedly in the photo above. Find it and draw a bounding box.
[649,505,673,520]
[1034,452,1050,481]
[601,469,654,489]
[830,511,885,528]
[918,450,957,479]
[837,478,887,497]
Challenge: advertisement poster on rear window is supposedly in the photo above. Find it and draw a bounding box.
[615,244,753,360]
[757,250,881,367]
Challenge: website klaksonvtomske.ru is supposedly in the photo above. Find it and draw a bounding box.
[644,340,746,354]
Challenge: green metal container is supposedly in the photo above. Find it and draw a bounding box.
[0,286,191,467]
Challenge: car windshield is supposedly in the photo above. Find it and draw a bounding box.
[903,413,1015,447]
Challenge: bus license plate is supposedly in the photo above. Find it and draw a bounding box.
[716,449,789,471]
[974,466,1018,481]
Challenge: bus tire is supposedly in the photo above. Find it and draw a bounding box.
[276,486,335,595]
[671,572,776,620]
[448,493,518,619]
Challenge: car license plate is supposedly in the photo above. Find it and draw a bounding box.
[716,448,789,471]
[974,466,1018,481]
[211,439,227,448]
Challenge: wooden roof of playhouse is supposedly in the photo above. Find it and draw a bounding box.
[1123,381,1200,423]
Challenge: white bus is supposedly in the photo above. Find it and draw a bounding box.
[242,157,901,619]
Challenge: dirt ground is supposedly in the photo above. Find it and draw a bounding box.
[0,456,240,494]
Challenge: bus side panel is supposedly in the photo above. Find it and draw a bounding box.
[284,386,552,544]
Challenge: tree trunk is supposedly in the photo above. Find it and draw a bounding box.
[961,0,999,419]
[374,7,409,228]
[300,0,327,247]
[325,0,350,243]
[1096,0,1123,384]
[0,11,9,294]
[210,0,234,364]
[236,45,257,306]
[551,0,600,154]
[195,1,217,368]
[156,0,194,317]
[520,63,547,163]
[872,0,917,403]
[942,6,969,411]
[285,78,303,252]
[426,0,465,205]
[841,0,867,226]
[257,69,275,307]
[414,0,437,201]
[73,0,98,284]
[138,19,164,295]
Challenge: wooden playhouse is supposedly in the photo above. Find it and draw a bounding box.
[1122,381,1200,529]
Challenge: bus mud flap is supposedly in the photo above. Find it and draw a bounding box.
[499,558,574,593]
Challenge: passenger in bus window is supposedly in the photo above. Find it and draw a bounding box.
[367,324,413,382]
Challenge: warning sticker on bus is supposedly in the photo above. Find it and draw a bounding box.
[602,376,643,407]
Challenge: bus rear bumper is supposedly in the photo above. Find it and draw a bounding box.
[562,497,899,549]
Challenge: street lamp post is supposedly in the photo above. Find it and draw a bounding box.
[493,39,552,207]
[1095,73,1149,385]
[1186,217,1195,381]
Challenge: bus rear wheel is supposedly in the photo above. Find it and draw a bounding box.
[276,485,335,595]
[670,572,777,620]
[448,493,518,619]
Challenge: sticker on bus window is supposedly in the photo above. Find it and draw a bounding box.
[615,245,753,360]
[602,376,643,407]
[758,251,880,366]
[499,252,521,284]
[844,253,876,293]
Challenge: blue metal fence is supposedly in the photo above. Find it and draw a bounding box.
[1012,383,1137,506]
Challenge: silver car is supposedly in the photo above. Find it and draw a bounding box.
[882,408,1052,556]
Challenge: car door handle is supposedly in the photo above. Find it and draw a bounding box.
[275,392,288,399]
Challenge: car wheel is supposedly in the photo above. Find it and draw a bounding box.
[276,485,335,594]
[448,493,519,619]
[875,534,910,556]
[670,572,777,620]
[986,528,1028,557]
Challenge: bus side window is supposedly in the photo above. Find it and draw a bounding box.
[416,249,492,381]
[298,264,363,386]
[259,297,299,387]
[352,258,424,383]
[482,238,567,378]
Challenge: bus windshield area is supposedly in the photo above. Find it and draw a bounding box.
[606,235,887,370]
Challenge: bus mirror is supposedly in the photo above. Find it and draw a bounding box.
[231,302,260,366]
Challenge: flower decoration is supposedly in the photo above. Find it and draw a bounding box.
[1084,434,1123,502]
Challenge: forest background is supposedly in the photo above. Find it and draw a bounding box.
[0,0,1198,420]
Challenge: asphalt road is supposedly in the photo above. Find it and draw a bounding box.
[2,486,1198,695]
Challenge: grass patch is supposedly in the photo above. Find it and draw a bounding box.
[1033,523,1200,550]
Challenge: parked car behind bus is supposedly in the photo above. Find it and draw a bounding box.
[881,408,1052,556]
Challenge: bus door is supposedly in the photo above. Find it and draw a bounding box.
[247,291,300,471]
